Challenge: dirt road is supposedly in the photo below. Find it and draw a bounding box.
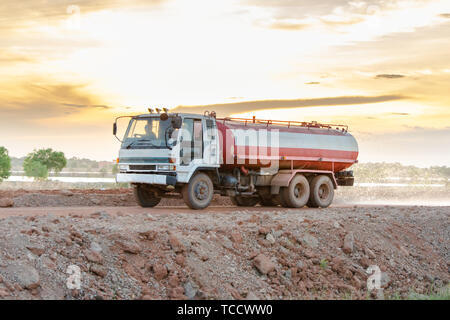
[1,187,449,208]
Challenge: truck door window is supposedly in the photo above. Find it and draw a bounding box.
[205,119,216,140]
[179,118,203,163]
[180,119,193,165]
[193,120,203,159]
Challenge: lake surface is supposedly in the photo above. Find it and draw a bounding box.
[5,176,447,187]
[7,176,116,183]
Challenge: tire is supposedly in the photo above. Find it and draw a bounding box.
[280,174,310,208]
[308,175,334,208]
[182,173,214,210]
[133,185,161,208]
[306,197,317,208]
[230,196,259,207]
[276,191,289,207]
[260,196,277,207]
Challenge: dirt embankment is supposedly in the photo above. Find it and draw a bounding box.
[1,186,449,208]
[0,189,234,207]
[0,206,448,300]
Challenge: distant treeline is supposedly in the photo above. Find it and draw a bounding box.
[352,162,450,182]
[9,157,450,181]
[11,157,117,175]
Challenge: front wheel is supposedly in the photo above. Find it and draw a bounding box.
[308,175,334,208]
[134,185,161,208]
[182,173,214,210]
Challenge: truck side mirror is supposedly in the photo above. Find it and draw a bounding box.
[113,123,117,136]
[172,116,182,129]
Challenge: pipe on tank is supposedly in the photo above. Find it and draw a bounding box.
[240,166,249,176]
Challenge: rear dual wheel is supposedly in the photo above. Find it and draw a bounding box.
[278,174,335,208]
[307,175,334,208]
[280,174,310,208]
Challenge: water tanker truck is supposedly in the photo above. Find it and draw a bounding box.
[113,110,358,209]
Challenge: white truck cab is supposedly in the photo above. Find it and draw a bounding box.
[114,112,220,209]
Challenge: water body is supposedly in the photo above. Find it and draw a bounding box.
[5,176,446,187]
[7,176,116,183]
[355,182,445,187]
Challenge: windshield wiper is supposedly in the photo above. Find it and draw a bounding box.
[125,139,166,149]
[125,139,150,149]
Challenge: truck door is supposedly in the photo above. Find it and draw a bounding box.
[180,118,203,165]
[177,117,220,183]
[203,118,219,165]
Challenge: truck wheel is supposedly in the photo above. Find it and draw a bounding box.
[182,173,214,210]
[230,196,259,207]
[306,197,317,208]
[133,185,161,208]
[308,175,334,208]
[275,192,289,207]
[260,196,277,207]
[280,174,310,208]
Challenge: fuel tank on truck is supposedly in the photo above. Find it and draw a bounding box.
[216,117,358,172]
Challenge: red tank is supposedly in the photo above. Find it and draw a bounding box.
[216,117,358,172]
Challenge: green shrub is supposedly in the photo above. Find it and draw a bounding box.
[0,146,11,182]
[23,148,67,180]
[23,159,49,180]
[320,259,329,269]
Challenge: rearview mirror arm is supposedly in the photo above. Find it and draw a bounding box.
[113,115,133,143]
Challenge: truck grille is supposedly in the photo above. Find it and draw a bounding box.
[129,165,156,171]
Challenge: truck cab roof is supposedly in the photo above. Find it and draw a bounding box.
[135,113,209,119]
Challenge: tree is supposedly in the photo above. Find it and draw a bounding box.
[0,147,11,182]
[23,148,67,179]
[23,159,48,180]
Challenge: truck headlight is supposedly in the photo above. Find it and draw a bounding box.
[157,165,175,171]
[119,164,129,171]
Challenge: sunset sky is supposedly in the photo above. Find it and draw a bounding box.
[1,0,449,166]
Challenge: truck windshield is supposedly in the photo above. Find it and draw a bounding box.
[122,117,173,149]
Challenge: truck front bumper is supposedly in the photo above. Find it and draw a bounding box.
[116,173,177,186]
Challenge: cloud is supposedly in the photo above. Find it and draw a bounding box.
[173,95,407,116]
[27,83,97,106]
[242,0,351,16]
[0,80,113,122]
[269,21,309,31]
[62,103,111,110]
[320,17,365,26]
[376,74,405,79]
[439,13,450,18]
[0,52,37,64]
[0,0,165,32]
[305,82,320,85]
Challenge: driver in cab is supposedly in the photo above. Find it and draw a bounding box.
[144,122,157,140]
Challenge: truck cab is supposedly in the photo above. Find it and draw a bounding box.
[115,112,220,209]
